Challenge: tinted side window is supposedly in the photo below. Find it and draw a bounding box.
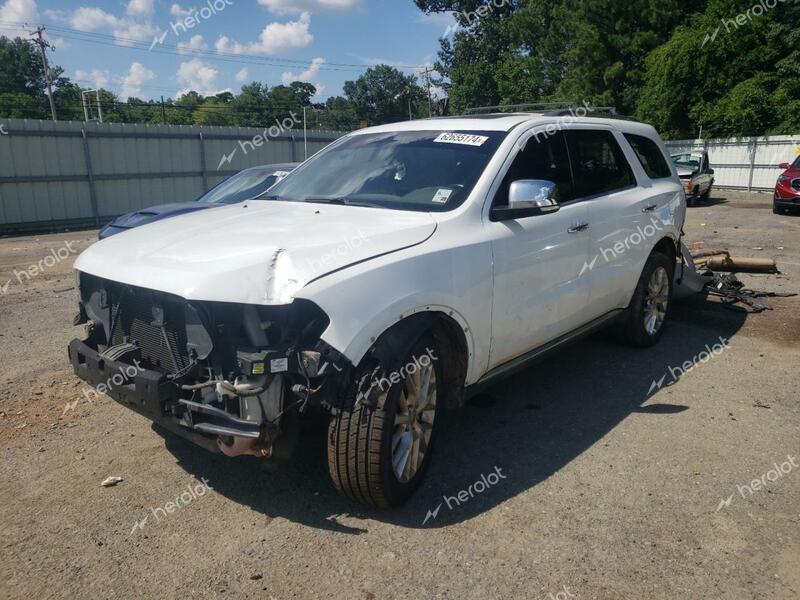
[565,130,635,198]
[496,131,574,205]
[624,134,672,179]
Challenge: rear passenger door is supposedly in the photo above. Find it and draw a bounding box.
[565,128,660,318]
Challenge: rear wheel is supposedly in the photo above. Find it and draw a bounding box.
[327,335,441,507]
[616,252,674,347]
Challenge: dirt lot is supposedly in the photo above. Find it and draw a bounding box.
[1,190,798,600]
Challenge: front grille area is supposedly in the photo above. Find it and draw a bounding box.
[109,287,192,374]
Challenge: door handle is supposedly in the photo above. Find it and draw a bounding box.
[568,223,589,233]
[642,204,658,212]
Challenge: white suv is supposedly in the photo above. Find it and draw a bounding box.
[69,111,685,507]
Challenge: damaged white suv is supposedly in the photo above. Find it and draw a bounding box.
[69,111,685,507]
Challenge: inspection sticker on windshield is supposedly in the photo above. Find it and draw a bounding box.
[432,188,453,204]
[433,132,489,147]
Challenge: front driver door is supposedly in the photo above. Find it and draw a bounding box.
[486,130,592,370]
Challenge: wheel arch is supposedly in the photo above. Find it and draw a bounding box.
[350,308,473,409]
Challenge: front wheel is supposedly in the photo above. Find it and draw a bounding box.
[616,252,674,347]
[327,335,441,508]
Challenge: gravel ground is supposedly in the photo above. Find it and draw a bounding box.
[1,190,798,600]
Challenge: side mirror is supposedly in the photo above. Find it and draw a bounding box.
[491,179,560,221]
[509,180,560,211]
[778,162,790,170]
[709,168,715,175]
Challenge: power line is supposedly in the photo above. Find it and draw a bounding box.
[0,20,429,73]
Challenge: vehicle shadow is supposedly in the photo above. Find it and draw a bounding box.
[698,195,729,207]
[160,295,746,532]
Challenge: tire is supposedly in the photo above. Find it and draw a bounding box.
[700,185,712,201]
[773,204,780,215]
[616,251,674,347]
[327,335,442,508]
[687,187,699,207]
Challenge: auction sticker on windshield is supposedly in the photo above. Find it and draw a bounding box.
[432,188,453,204]
[434,133,489,146]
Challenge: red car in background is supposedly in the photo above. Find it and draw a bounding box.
[774,156,800,214]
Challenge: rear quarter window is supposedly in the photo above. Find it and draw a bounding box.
[625,134,673,179]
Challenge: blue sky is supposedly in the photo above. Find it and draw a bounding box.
[0,0,457,101]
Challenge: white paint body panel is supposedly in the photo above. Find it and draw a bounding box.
[74,114,684,387]
[74,201,437,305]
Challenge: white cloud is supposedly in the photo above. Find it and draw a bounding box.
[282,57,325,96]
[121,61,155,99]
[170,3,192,18]
[64,4,159,46]
[257,0,359,15]
[176,58,231,97]
[234,67,249,83]
[0,0,38,37]
[216,11,312,55]
[126,0,154,18]
[70,7,119,30]
[177,34,207,53]
[74,68,111,89]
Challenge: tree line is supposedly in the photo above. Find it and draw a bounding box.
[0,36,430,131]
[416,0,799,138]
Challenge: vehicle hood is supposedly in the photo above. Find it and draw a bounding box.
[109,202,212,228]
[675,167,695,179]
[75,201,437,305]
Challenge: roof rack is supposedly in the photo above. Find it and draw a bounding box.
[463,102,640,122]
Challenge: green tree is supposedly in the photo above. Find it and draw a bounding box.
[343,65,426,125]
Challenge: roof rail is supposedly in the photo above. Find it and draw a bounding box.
[463,102,583,115]
[463,102,641,122]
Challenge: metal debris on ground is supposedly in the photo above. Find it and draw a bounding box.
[101,476,123,487]
[705,273,797,313]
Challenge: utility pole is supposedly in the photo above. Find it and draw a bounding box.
[422,67,433,118]
[30,26,57,122]
[161,96,167,123]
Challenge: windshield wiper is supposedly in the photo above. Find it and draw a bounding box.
[303,197,385,209]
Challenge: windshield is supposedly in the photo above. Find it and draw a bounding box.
[197,169,287,204]
[793,155,800,169]
[671,153,701,171]
[265,130,507,211]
